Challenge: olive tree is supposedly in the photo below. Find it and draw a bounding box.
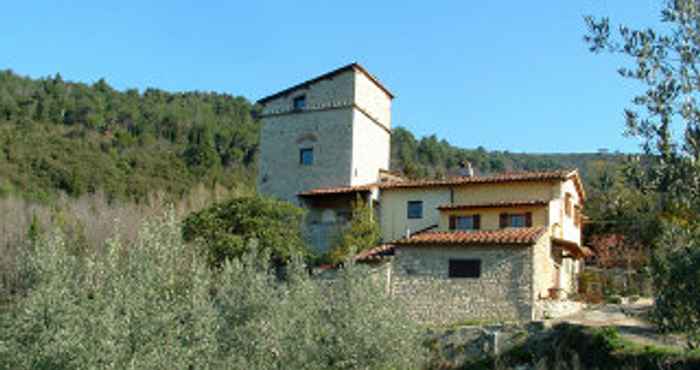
[0,211,426,369]
[585,0,700,343]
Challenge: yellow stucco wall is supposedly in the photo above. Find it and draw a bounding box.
[379,188,450,242]
[558,179,583,244]
[380,181,559,242]
[451,182,559,204]
[439,206,548,231]
[379,179,584,246]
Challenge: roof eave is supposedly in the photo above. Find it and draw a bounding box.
[257,63,394,105]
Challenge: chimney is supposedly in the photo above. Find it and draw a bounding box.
[458,160,474,177]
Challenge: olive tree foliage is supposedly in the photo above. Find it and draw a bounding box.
[650,223,700,348]
[585,0,700,340]
[0,211,425,369]
[182,196,309,266]
[585,0,700,210]
[328,196,381,264]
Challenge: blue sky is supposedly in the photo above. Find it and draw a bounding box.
[1,1,665,153]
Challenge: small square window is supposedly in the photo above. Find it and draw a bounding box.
[293,95,306,110]
[407,201,423,219]
[453,215,480,230]
[500,212,531,228]
[510,214,526,228]
[300,148,313,165]
[449,259,481,278]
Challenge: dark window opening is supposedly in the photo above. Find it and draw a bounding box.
[300,148,313,165]
[407,201,423,219]
[499,212,532,228]
[293,95,306,110]
[450,215,481,230]
[449,259,481,278]
[565,193,573,217]
[510,214,526,227]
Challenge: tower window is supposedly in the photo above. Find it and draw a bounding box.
[293,95,306,110]
[407,201,423,219]
[299,148,314,165]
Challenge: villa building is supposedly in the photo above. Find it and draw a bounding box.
[257,63,592,323]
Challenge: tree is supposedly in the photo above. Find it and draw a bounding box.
[651,223,700,348]
[585,0,700,342]
[1,212,426,369]
[327,197,381,264]
[182,196,309,266]
[585,1,700,211]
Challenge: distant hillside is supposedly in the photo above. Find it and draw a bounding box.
[0,70,259,202]
[390,127,625,185]
[0,70,622,202]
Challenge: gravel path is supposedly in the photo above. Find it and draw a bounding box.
[549,299,688,349]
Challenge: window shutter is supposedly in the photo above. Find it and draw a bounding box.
[449,216,456,230]
[525,212,533,227]
[473,214,481,230]
[499,213,508,228]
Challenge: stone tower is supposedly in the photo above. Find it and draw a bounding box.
[257,63,393,204]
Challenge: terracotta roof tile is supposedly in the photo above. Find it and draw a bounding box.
[438,200,549,211]
[380,170,571,189]
[552,237,594,259]
[354,244,395,262]
[394,227,547,246]
[298,184,375,197]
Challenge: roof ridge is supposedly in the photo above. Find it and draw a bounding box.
[257,63,393,104]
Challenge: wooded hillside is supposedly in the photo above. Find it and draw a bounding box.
[0,69,624,202]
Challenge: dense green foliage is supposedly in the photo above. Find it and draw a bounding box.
[182,196,309,265]
[0,70,258,202]
[327,197,381,264]
[586,0,700,342]
[391,127,624,181]
[0,69,625,204]
[0,212,425,369]
[651,224,700,347]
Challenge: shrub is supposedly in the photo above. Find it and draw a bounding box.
[650,223,700,348]
[327,196,381,264]
[182,196,309,266]
[0,211,425,369]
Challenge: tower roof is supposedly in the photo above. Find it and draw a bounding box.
[257,63,394,104]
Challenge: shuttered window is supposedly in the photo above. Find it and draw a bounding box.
[448,259,481,278]
[449,215,481,230]
[565,193,573,217]
[499,212,533,228]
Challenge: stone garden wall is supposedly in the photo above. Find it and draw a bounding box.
[390,245,535,324]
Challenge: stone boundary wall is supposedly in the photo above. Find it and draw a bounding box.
[391,245,535,324]
[427,322,546,366]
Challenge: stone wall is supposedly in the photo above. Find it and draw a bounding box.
[260,69,355,116]
[353,70,392,128]
[391,245,535,324]
[350,110,390,186]
[257,108,354,204]
[532,234,555,303]
[258,66,392,204]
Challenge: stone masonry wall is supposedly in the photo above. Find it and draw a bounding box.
[257,108,354,204]
[391,245,535,324]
